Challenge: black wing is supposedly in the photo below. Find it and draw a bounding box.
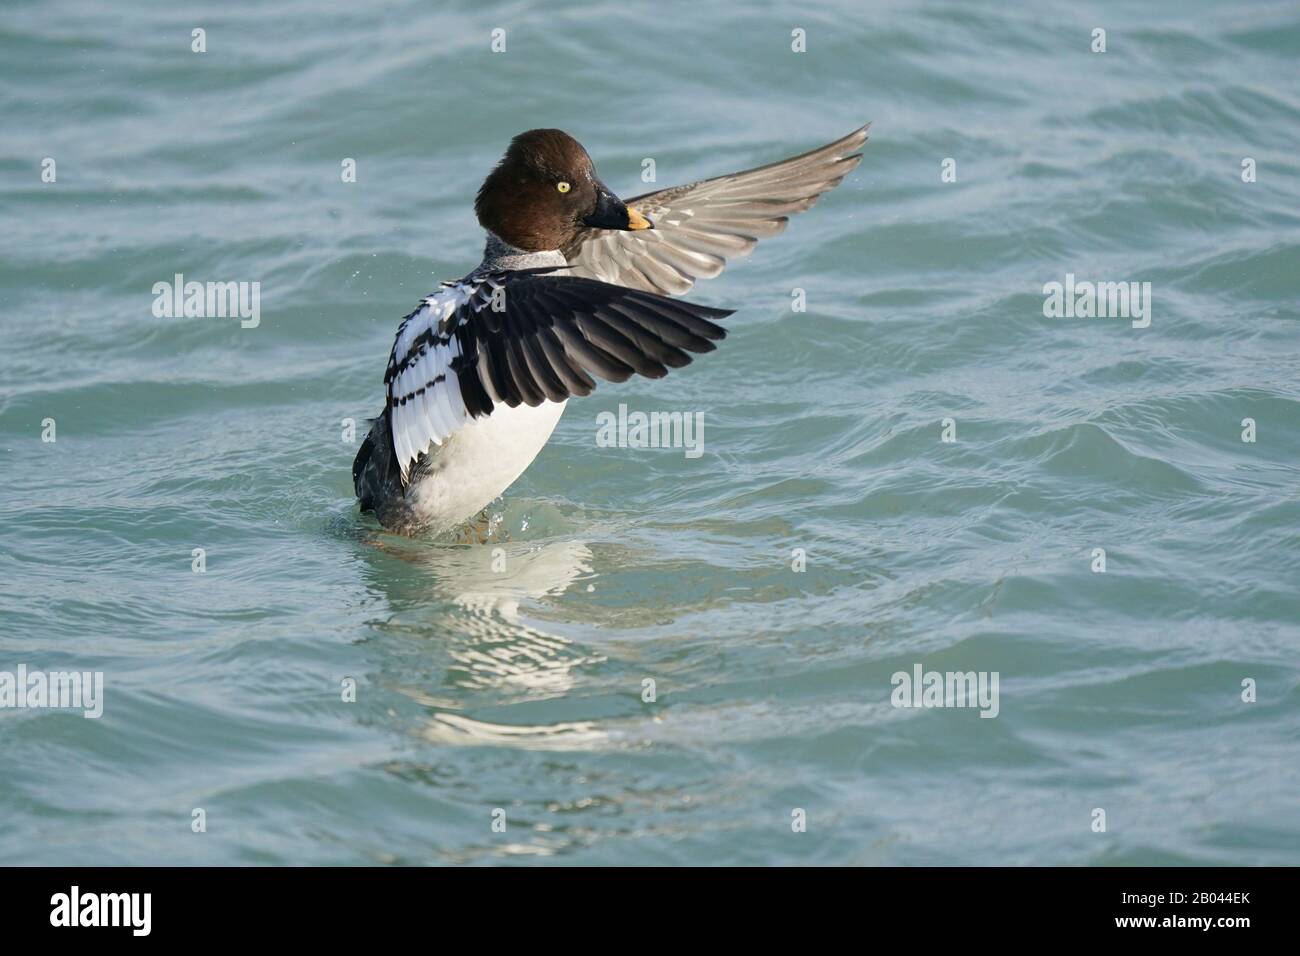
[385,270,732,485]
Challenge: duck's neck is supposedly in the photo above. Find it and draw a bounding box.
[478,233,567,273]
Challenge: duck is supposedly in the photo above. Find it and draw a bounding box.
[353,125,869,535]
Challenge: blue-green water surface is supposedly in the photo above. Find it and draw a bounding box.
[1,0,1298,864]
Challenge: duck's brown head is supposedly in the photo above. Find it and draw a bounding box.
[474,129,653,252]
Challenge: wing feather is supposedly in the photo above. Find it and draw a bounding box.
[562,125,868,294]
[382,271,732,487]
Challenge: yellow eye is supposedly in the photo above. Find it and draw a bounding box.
[556,181,571,193]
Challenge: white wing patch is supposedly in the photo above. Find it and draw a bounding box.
[381,268,733,490]
[386,282,476,484]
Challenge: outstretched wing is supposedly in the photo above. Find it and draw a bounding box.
[561,125,869,295]
[384,270,733,485]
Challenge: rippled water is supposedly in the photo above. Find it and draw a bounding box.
[2,0,1298,865]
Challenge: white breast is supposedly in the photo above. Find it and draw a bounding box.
[405,399,568,532]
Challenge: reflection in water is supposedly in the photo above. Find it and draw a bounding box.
[417,710,606,750]
[357,530,612,750]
